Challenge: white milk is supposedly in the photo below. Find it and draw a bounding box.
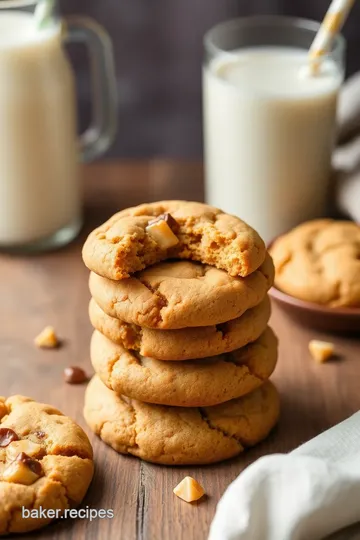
[0,12,79,246]
[203,47,342,242]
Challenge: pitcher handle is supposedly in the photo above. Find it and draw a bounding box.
[64,17,117,162]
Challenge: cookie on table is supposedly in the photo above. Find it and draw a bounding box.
[0,395,94,535]
[84,376,280,465]
[270,219,360,307]
[82,200,266,280]
[89,254,274,329]
[89,296,271,361]
[90,327,278,407]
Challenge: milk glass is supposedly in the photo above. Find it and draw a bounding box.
[203,17,345,243]
[0,0,117,251]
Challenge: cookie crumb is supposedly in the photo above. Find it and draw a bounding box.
[173,476,205,503]
[34,326,59,349]
[309,340,335,363]
[64,366,88,384]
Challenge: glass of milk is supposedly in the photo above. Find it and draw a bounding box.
[0,0,117,251]
[203,16,345,243]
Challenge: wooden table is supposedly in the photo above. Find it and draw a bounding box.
[1,161,359,540]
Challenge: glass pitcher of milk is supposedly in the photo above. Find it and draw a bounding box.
[203,16,345,244]
[0,0,116,251]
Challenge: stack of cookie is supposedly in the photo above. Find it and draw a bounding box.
[82,201,280,465]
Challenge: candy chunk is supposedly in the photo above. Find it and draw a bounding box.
[64,366,88,384]
[309,340,335,363]
[2,453,43,485]
[146,218,179,249]
[173,476,205,503]
[148,213,180,233]
[34,326,59,348]
[0,428,19,447]
[6,440,42,461]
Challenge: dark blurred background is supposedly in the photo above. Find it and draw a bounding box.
[61,0,360,159]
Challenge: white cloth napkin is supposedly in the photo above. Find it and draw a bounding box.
[208,412,360,540]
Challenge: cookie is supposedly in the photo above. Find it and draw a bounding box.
[0,395,94,535]
[270,219,360,307]
[91,327,277,407]
[89,296,271,361]
[89,254,274,329]
[84,376,280,465]
[82,200,266,280]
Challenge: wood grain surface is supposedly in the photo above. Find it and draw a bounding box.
[0,161,359,540]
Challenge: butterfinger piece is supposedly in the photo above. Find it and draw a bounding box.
[6,440,43,461]
[0,427,19,447]
[3,453,43,485]
[173,476,205,503]
[148,212,180,233]
[34,326,58,348]
[309,340,335,363]
[146,219,179,249]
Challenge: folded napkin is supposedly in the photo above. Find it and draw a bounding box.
[208,412,360,540]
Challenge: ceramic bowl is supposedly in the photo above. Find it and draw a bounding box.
[269,285,360,333]
[268,235,360,334]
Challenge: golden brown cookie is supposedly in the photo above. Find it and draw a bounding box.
[84,376,280,465]
[89,255,274,329]
[89,296,271,360]
[90,327,278,407]
[82,200,266,280]
[0,396,94,535]
[270,219,360,307]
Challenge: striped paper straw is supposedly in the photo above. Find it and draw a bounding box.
[34,0,55,29]
[309,0,355,73]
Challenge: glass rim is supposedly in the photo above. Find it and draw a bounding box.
[204,15,345,59]
[0,0,38,8]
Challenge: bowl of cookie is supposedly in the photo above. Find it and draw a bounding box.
[268,219,360,333]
